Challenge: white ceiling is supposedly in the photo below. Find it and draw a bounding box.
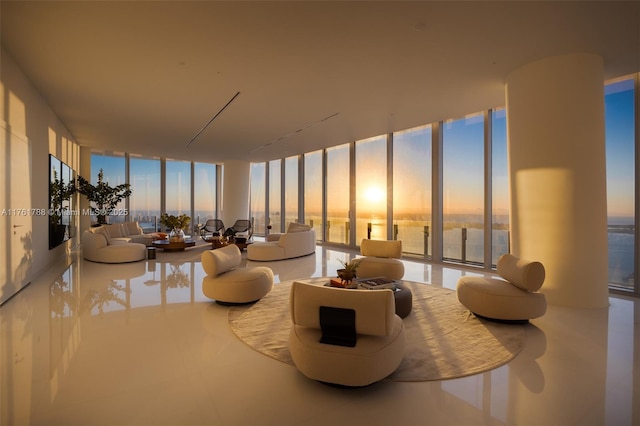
[1,1,639,164]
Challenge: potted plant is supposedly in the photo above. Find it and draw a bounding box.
[76,169,132,226]
[49,169,76,247]
[160,213,191,242]
[337,259,360,286]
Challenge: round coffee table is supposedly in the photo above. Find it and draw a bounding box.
[152,239,196,252]
[321,278,412,318]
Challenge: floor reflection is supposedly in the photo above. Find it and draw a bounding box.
[1,245,639,425]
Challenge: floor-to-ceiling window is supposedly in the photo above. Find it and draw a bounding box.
[194,162,217,228]
[246,72,639,297]
[355,136,387,244]
[491,109,509,265]
[250,162,266,235]
[326,143,351,244]
[304,150,323,240]
[393,125,432,257]
[284,156,299,230]
[129,155,161,232]
[90,152,127,224]
[165,159,191,231]
[442,113,485,264]
[605,77,636,291]
[90,153,221,235]
[268,159,282,234]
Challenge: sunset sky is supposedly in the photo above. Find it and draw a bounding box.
[92,80,634,222]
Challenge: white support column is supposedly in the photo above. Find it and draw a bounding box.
[506,53,609,308]
[222,160,251,227]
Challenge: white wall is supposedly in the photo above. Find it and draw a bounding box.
[0,47,80,305]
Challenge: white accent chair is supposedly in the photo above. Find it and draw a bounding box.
[355,239,405,280]
[82,229,146,263]
[201,244,274,304]
[247,223,316,261]
[456,253,547,322]
[289,281,406,387]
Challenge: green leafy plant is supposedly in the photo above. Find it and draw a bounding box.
[337,259,360,283]
[160,213,191,230]
[76,169,132,225]
[339,259,360,273]
[49,169,76,225]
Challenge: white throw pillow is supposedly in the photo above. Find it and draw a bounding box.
[201,245,241,277]
[93,226,112,245]
[104,223,124,238]
[125,221,142,235]
[497,253,545,292]
[287,222,311,233]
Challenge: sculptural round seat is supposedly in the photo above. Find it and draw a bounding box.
[356,239,405,280]
[456,253,547,322]
[457,276,546,321]
[289,281,405,387]
[201,245,273,304]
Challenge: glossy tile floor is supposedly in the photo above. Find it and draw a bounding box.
[2,242,639,426]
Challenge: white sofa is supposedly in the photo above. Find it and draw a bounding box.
[102,222,157,246]
[247,223,316,261]
[82,228,147,263]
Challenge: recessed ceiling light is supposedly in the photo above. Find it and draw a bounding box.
[413,22,426,31]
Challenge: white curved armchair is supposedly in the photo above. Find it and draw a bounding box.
[288,281,405,387]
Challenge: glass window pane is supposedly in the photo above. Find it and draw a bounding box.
[90,152,126,224]
[285,156,299,229]
[304,150,323,240]
[326,144,350,244]
[442,113,485,264]
[130,155,161,233]
[250,162,266,236]
[194,162,217,228]
[165,159,191,231]
[393,125,432,256]
[605,78,636,290]
[492,109,509,266]
[60,162,72,237]
[355,136,387,243]
[269,159,282,233]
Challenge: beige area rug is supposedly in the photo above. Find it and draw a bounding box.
[228,280,526,382]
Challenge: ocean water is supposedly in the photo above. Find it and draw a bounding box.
[135,210,636,289]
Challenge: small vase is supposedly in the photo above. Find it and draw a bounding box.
[169,228,185,243]
[337,269,355,283]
